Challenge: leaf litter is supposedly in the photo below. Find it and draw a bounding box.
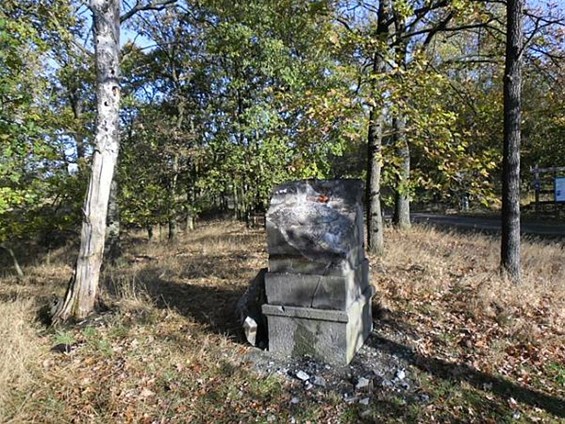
[0,221,564,422]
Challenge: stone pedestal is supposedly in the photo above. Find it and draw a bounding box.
[262,179,373,365]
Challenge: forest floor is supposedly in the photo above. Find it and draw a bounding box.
[0,221,564,423]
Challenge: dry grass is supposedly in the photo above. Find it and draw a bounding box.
[0,297,47,420]
[0,220,563,422]
[374,224,565,411]
[376,225,565,337]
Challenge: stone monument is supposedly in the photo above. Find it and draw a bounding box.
[261,179,373,365]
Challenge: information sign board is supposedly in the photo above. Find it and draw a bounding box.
[555,177,565,202]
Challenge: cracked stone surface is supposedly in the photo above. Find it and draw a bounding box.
[261,179,372,365]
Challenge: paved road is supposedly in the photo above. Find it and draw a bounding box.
[411,213,565,238]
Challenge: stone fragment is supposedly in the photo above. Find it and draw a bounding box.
[295,370,310,381]
[236,269,268,347]
[359,397,370,406]
[312,376,327,387]
[355,377,371,390]
[243,317,258,347]
[344,394,359,404]
[395,369,406,381]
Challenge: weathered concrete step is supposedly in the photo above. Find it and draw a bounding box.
[268,246,365,276]
[265,259,369,310]
[262,285,374,365]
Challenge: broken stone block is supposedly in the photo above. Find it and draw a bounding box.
[267,246,365,276]
[266,180,365,260]
[243,316,258,347]
[295,370,310,381]
[236,268,268,348]
[262,179,373,365]
[264,259,369,310]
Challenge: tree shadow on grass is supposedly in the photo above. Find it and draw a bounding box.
[186,232,264,249]
[103,251,260,345]
[142,268,246,341]
[325,308,564,421]
[365,333,565,418]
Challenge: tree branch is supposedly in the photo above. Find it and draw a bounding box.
[120,0,177,24]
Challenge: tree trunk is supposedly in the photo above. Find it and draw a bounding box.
[168,97,185,241]
[501,0,523,283]
[0,243,24,280]
[53,0,120,323]
[393,115,411,230]
[104,176,121,263]
[366,105,385,255]
[233,183,239,219]
[168,153,179,242]
[185,212,194,232]
[366,0,391,255]
[185,178,195,232]
[69,93,88,172]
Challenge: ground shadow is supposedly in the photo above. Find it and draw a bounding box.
[102,251,259,344]
[365,332,565,418]
[186,232,264,248]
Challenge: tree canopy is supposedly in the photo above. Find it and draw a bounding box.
[1,0,564,277]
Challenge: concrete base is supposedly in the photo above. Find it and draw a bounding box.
[262,286,374,365]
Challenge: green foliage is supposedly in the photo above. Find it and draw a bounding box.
[0,1,83,243]
[2,0,565,239]
[117,0,362,226]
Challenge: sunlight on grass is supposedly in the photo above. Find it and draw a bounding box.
[0,220,563,422]
[0,298,45,420]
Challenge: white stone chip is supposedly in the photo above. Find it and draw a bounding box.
[313,376,327,387]
[355,377,371,390]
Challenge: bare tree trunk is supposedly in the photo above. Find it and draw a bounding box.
[168,97,184,241]
[501,0,523,283]
[185,211,194,232]
[53,0,120,323]
[367,105,385,255]
[366,0,391,255]
[168,153,179,242]
[0,243,24,280]
[69,93,88,172]
[185,180,195,232]
[393,115,411,230]
[233,183,239,220]
[104,177,121,263]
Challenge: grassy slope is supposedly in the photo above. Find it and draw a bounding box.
[0,221,563,423]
